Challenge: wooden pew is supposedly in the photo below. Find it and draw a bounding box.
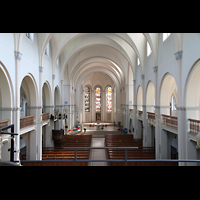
[22,135,92,166]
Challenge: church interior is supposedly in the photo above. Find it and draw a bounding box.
[0,33,200,166]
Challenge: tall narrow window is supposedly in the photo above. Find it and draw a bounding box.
[106,86,112,112]
[137,57,140,65]
[95,87,101,112]
[172,94,176,111]
[163,33,171,41]
[85,87,90,112]
[45,42,50,56]
[147,42,152,56]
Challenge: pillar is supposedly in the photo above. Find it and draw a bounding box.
[14,51,22,161]
[35,66,43,160]
[133,80,138,138]
[102,89,105,122]
[63,84,71,129]
[153,66,161,159]
[60,79,64,129]
[175,51,188,166]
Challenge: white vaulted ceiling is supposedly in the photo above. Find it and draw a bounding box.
[16,33,182,90]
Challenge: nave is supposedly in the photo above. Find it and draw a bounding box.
[21,124,178,166]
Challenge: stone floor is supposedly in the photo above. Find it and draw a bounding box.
[89,137,108,166]
[72,123,123,166]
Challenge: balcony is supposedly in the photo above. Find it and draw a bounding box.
[138,110,143,118]
[188,118,200,136]
[0,119,9,129]
[42,112,49,121]
[20,115,35,129]
[147,112,155,125]
[162,114,178,129]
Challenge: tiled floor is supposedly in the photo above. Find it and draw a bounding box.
[89,138,108,166]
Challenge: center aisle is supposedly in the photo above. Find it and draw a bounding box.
[89,138,108,166]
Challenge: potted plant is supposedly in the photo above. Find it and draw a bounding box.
[84,127,86,133]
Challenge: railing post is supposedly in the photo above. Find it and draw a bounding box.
[74,148,77,166]
[125,148,127,166]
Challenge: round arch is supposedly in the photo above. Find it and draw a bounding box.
[0,61,14,121]
[42,81,52,113]
[159,73,177,115]
[146,80,155,113]
[20,73,38,116]
[184,58,200,119]
[54,85,61,108]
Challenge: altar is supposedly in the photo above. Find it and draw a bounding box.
[92,123,105,130]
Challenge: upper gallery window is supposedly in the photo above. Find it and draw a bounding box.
[147,42,152,56]
[163,33,171,41]
[26,33,34,41]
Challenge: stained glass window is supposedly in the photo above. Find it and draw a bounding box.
[106,87,112,112]
[95,87,101,112]
[85,87,90,112]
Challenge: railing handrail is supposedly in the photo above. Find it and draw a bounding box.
[19,147,200,166]
[162,114,178,119]
[42,112,49,115]
[0,119,9,123]
[20,146,200,166]
[20,115,35,120]
[188,118,200,123]
[63,147,138,149]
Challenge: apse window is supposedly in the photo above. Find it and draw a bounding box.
[106,86,112,112]
[147,42,152,56]
[163,33,171,41]
[95,87,101,112]
[85,87,90,112]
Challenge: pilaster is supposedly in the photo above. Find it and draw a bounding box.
[36,66,43,160]
[14,51,22,161]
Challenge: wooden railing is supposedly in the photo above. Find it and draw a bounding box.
[138,110,143,118]
[42,112,49,121]
[162,114,178,129]
[0,120,9,132]
[147,112,155,125]
[147,112,155,120]
[20,115,35,129]
[188,118,200,135]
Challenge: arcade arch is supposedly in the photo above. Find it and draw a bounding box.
[0,61,13,122]
[146,81,155,113]
[160,73,177,116]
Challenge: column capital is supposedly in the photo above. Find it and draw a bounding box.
[14,51,22,61]
[176,106,186,111]
[52,75,56,80]
[39,66,44,73]
[153,66,158,73]
[174,51,183,60]
[141,74,145,79]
